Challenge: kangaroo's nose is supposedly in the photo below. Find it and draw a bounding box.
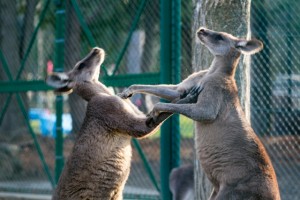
[197,28,206,36]
[92,47,104,55]
[199,29,205,33]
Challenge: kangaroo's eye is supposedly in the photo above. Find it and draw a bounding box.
[215,35,223,41]
[77,63,85,70]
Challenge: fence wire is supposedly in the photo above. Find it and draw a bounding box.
[251,0,300,199]
[0,0,299,199]
[0,0,194,199]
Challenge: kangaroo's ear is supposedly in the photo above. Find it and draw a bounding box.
[46,72,73,94]
[235,39,263,55]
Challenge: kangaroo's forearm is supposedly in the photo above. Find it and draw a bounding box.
[113,115,164,138]
[153,103,218,122]
[121,84,180,101]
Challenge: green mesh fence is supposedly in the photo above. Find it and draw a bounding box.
[0,0,299,199]
[0,0,193,199]
[0,0,56,196]
[251,1,300,199]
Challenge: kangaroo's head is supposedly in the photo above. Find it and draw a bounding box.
[196,27,263,56]
[46,47,105,94]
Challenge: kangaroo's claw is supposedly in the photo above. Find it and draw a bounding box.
[117,88,133,99]
[175,84,204,104]
[146,109,160,127]
[189,84,204,96]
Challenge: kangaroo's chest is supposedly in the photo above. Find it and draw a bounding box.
[57,132,132,199]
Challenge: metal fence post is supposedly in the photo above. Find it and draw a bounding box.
[160,0,181,199]
[54,0,66,184]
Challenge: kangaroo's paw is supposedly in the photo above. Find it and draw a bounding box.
[146,116,155,127]
[146,109,160,127]
[176,84,204,104]
[190,84,204,95]
[117,88,133,99]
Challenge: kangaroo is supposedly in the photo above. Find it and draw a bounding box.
[120,28,280,200]
[169,164,194,200]
[46,47,183,200]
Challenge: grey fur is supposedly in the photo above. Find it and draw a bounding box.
[46,48,171,200]
[169,164,194,200]
[120,28,280,200]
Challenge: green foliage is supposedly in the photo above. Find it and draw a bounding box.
[150,115,194,139]
[180,115,194,138]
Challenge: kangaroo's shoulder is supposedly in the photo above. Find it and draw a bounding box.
[177,69,209,93]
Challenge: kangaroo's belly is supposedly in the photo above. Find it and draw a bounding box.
[194,121,280,199]
[54,134,132,200]
[195,121,274,182]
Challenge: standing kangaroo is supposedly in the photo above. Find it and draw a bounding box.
[120,28,280,199]
[46,48,179,200]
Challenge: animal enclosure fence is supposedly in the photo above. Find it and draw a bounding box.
[250,1,300,199]
[0,0,299,200]
[0,0,192,199]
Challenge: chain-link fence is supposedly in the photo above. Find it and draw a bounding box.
[251,0,300,199]
[0,0,194,199]
[0,0,299,199]
[0,0,56,196]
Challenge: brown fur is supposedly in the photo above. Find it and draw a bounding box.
[169,164,194,200]
[46,48,170,200]
[120,28,280,200]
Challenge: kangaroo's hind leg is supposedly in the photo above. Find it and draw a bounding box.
[208,188,218,200]
[213,184,254,200]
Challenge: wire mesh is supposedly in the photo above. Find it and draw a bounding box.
[1,0,168,199]
[0,0,299,199]
[0,0,56,195]
[0,92,55,195]
[251,0,300,199]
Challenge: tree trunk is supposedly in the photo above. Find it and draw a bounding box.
[181,0,194,78]
[20,0,38,113]
[141,0,159,73]
[65,1,86,134]
[127,30,148,112]
[21,0,38,60]
[0,0,23,137]
[192,0,251,199]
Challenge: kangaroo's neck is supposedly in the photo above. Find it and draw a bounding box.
[74,81,113,101]
[208,49,241,77]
